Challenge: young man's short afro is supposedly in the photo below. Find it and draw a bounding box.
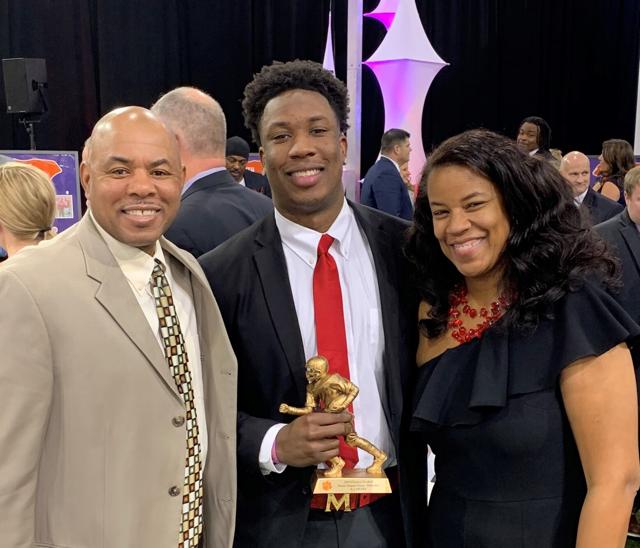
[242,59,350,146]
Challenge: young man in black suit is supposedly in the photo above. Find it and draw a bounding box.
[152,87,273,257]
[199,60,426,548]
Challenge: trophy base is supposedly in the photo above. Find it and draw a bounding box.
[312,468,392,494]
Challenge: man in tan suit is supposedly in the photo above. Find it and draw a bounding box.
[0,107,237,547]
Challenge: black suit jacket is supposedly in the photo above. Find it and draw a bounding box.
[581,187,624,226]
[165,169,273,257]
[361,157,413,221]
[595,209,640,322]
[199,202,427,548]
[244,169,272,198]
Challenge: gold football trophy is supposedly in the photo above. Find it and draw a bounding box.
[279,356,391,511]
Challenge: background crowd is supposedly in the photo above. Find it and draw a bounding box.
[1,2,640,547]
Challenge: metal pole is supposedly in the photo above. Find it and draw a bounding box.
[28,122,36,150]
[344,0,363,201]
[19,118,38,150]
[634,51,640,155]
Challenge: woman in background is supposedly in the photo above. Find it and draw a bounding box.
[400,160,416,206]
[593,139,636,205]
[406,129,640,547]
[0,162,56,258]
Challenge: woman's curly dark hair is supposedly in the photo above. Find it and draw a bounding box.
[405,129,618,338]
[242,59,350,146]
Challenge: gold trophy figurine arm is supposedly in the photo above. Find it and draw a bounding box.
[279,391,316,416]
[325,381,358,413]
[278,357,390,484]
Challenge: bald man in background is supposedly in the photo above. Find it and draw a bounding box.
[559,150,622,225]
[0,106,237,547]
[153,87,272,257]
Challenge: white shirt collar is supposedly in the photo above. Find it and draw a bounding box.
[182,166,226,195]
[574,187,589,205]
[274,199,355,267]
[380,154,401,174]
[529,148,539,156]
[89,210,167,293]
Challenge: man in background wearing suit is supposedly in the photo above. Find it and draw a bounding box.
[595,165,640,536]
[360,128,413,220]
[560,151,623,225]
[199,60,426,548]
[226,136,272,197]
[0,107,237,548]
[153,87,273,257]
[596,165,640,321]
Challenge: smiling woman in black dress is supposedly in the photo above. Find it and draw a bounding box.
[405,129,640,547]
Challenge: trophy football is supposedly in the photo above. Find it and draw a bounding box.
[279,356,391,511]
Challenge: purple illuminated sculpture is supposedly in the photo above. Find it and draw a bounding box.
[364,0,448,186]
[322,1,448,188]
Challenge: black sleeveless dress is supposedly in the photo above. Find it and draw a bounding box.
[411,280,640,547]
[597,174,626,206]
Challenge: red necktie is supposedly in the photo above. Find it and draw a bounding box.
[313,234,359,468]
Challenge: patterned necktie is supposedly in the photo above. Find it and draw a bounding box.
[312,234,359,468]
[150,259,203,548]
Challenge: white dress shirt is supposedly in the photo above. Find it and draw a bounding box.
[259,200,395,473]
[91,212,208,467]
[181,166,225,195]
[574,187,589,206]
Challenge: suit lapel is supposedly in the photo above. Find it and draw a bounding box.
[619,211,640,272]
[583,189,596,209]
[78,216,181,400]
[351,204,404,439]
[253,217,307,399]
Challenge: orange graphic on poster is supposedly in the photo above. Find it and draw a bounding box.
[246,159,264,174]
[17,158,62,179]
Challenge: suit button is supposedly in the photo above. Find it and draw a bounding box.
[169,486,181,497]
[172,416,185,427]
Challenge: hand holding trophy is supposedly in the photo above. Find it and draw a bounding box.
[279,356,390,510]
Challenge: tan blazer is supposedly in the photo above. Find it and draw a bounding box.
[0,215,237,548]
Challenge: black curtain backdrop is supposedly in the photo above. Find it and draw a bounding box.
[1,0,639,178]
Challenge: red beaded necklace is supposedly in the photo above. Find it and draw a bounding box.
[447,285,511,343]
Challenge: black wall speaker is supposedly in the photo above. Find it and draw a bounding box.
[2,58,48,115]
